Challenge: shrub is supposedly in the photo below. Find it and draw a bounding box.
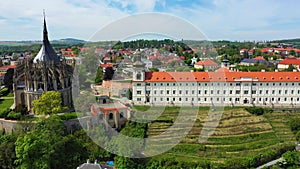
[15,104,28,116]
[289,118,300,133]
[59,113,78,121]
[0,108,11,118]
[245,107,264,116]
[296,131,300,142]
[5,111,21,120]
[0,88,9,97]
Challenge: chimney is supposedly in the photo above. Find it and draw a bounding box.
[261,69,265,72]
[275,69,278,72]
[94,160,98,164]
[87,159,90,164]
[293,69,297,72]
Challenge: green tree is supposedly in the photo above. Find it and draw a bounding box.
[95,66,104,84]
[32,91,66,115]
[296,130,300,142]
[284,64,296,72]
[149,68,159,72]
[289,117,300,133]
[15,116,87,169]
[281,151,300,167]
[0,134,17,169]
[126,89,132,100]
[15,116,64,169]
[289,50,295,56]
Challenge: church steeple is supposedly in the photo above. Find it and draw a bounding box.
[43,10,49,43]
[33,11,60,63]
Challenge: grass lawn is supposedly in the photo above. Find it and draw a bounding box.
[0,99,14,112]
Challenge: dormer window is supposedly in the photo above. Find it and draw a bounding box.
[136,73,141,80]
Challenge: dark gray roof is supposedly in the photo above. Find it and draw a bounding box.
[33,17,60,63]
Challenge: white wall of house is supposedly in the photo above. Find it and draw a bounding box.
[133,80,300,107]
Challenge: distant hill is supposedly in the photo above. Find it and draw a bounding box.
[271,38,300,45]
[51,38,87,45]
[0,38,87,46]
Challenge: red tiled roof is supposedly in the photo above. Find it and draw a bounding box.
[216,67,230,72]
[261,48,270,53]
[0,65,16,70]
[104,57,111,61]
[195,59,218,66]
[142,71,300,82]
[100,64,113,68]
[253,56,265,61]
[278,58,300,65]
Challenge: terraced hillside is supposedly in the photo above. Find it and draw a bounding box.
[142,107,297,168]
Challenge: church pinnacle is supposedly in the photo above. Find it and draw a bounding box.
[33,11,60,63]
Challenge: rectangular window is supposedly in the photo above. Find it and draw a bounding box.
[173,90,176,94]
[272,90,275,94]
[204,90,207,94]
[137,91,142,94]
[192,90,195,94]
[259,90,262,94]
[179,98,182,101]
[236,90,240,94]
[223,90,226,94]
[198,90,201,94]
[186,91,189,94]
[211,90,214,94]
[146,91,150,94]
[167,98,169,101]
[179,90,182,94]
[266,90,269,94]
[137,83,141,86]
[137,98,141,101]
[146,83,150,86]
[236,83,241,86]
[154,90,157,94]
[279,90,281,94]
[217,90,220,94]
[167,90,170,94]
[230,90,233,94]
[160,90,163,94]
[244,90,249,94]
[285,90,288,94]
[252,90,256,94]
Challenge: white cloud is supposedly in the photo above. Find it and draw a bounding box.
[0,0,300,41]
[0,0,128,40]
[165,0,300,41]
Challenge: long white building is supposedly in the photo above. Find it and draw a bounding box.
[132,64,300,108]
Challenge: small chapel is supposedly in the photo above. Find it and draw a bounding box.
[13,14,74,112]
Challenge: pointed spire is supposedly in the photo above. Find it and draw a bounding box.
[43,9,48,42]
[33,11,60,63]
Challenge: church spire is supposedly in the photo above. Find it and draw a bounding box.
[43,10,48,42]
[33,11,60,63]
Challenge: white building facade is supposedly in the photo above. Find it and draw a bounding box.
[132,69,300,108]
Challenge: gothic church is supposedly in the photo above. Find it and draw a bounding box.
[13,15,73,112]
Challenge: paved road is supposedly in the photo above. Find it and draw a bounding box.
[256,157,282,169]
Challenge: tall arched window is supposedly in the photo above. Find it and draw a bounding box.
[136,73,141,80]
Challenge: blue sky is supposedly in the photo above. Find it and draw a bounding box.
[1,0,300,41]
